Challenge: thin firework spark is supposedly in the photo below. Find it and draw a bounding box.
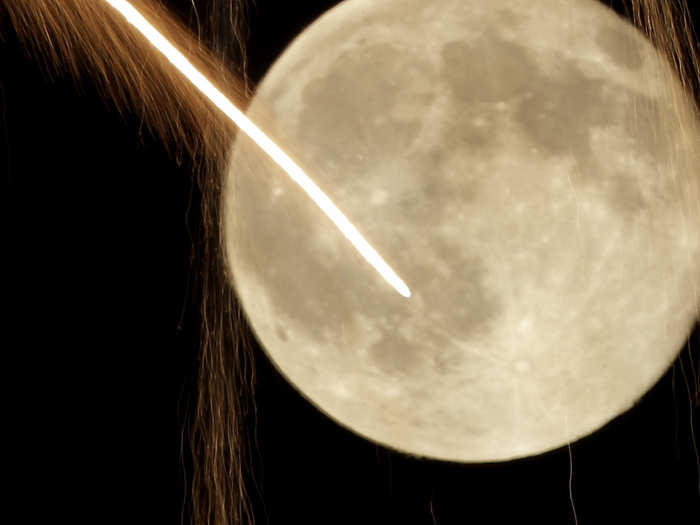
[104,0,411,298]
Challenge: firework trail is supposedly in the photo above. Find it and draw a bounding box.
[1,2,255,524]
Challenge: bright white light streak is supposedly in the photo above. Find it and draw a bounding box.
[103,0,411,298]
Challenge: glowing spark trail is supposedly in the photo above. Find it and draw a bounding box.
[104,0,411,298]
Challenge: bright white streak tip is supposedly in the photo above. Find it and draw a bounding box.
[104,0,411,298]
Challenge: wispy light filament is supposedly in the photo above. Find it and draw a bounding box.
[104,0,411,298]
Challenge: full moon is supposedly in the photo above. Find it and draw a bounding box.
[224,0,700,462]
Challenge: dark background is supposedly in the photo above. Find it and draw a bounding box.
[2,1,699,523]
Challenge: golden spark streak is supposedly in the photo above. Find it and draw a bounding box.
[104,0,411,298]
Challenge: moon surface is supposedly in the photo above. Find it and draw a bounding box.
[224,0,700,462]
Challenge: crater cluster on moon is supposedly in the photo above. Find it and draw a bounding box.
[224,0,700,461]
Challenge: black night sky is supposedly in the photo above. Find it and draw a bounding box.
[1,1,699,523]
